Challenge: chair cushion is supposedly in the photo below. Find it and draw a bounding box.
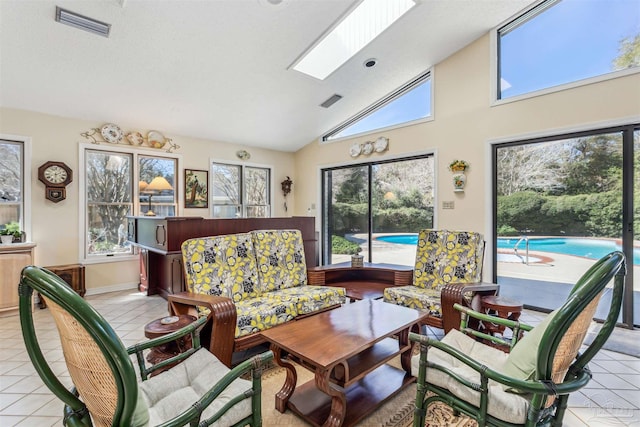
[269,285,346,315]
[383,285,442,317]
[411,329,530,424]
[252,229,308,292]
[413,230,483,291]
[234,297,297,338]
[131,389,150,427]
[182,233,261,305]
[140,349,253,427]
[501,309,559,391]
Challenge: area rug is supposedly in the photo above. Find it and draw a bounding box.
[259,362,478,427]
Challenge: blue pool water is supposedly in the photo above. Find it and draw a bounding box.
[376,234,640,264]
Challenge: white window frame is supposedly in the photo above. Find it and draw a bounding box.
[0,134,31,241]
[210,159,273,218]
[322,69,434,143]
[79,143,181,264]
[490,0,640,106]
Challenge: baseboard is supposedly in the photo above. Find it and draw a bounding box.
[84,282,140,296]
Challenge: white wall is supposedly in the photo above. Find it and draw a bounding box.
[0,108,296,293]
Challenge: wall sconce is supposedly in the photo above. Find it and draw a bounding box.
[281,176,292,212]
[142,176,173,216]
[448,160,469,192]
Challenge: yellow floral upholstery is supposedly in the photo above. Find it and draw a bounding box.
[234,297,296,338]
[181,229,345,338]
[271,286,346,315]
[182,233,260,305]
[252,229,308,292]
[384,230,484,317]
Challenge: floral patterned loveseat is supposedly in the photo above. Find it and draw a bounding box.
[168,229,346,367]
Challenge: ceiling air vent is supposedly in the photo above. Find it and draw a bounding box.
[320,94,343,109]
[55,6,111,38]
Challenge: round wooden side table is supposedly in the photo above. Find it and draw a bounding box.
[479,295,523,352]
[144,314,196,373]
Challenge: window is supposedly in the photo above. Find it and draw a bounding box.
[497,0,640,100]
[211,162,271,218]
[323,71,432,141]
[139,155,177,217]
[321,155,434,265]
[0,139,26,234]
[81,144,178,260]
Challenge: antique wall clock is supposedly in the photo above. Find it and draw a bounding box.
[38,161,73,203]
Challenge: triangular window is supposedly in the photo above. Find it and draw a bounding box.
[323,71,432,141]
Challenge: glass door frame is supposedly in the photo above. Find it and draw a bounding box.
[491,123,638,328]
[321,153,434,265]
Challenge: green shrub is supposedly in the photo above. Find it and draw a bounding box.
[497,225,518,236]
[331,235,362,254]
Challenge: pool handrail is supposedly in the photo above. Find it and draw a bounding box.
[514,235,530,265]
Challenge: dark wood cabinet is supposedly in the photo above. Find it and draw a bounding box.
[40,264,86,309]
[127,216,317,299]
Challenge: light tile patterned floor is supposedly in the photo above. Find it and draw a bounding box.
[0,290,638,426]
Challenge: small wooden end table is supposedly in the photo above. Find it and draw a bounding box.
[144,314,196,373]
[479,295,523,351]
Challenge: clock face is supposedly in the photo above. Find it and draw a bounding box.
[44,165,68,184]
[38,161,72,189]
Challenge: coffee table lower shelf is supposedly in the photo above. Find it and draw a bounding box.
[287,364,415,427]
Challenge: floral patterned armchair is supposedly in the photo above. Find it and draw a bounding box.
[383,229,498,332]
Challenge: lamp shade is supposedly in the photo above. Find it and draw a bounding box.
[145,176,173,192]
[139,180,149,192]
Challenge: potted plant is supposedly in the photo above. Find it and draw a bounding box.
[448,159,469,172]
[1,221,22,244]
[0,229,13,244]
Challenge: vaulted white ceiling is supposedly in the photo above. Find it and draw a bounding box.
[0,0,535,152]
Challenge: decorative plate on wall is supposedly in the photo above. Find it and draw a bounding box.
[147,130,166,149]
[349,143,362,158]
[362,141,374,155]
[100,123,124,144]
[126,131,145,145]
[374,136,389,152]
[236,150,251,160]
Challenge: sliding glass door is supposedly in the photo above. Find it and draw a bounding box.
[322,155,434,266]
[493,124,638,327]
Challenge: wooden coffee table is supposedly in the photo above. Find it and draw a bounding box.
[261,299,427,427]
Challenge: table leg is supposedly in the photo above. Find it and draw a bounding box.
[315,368,346,427]
[399,323,419,374]
[271,345,297,413]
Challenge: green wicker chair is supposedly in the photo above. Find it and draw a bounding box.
[18,265,273,427]
[409,251,626,427]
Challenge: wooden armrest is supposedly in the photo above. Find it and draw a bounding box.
[440,282,499,333]
[168,292,238,368]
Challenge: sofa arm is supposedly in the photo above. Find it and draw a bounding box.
[440,283,499,333]
[168,292,238,368]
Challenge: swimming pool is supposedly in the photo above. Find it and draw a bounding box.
[376,234,640,264]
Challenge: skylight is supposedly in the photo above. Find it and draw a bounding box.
[292,0,417,80]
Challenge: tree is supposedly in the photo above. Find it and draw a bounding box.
[496,142,567,196]
[86,153,131,252]
[561,135,622,195]
[613,34,640,70]
[334,167,367,204]
[0,143,21,202]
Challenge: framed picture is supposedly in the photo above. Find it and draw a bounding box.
[184,169,208,208]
